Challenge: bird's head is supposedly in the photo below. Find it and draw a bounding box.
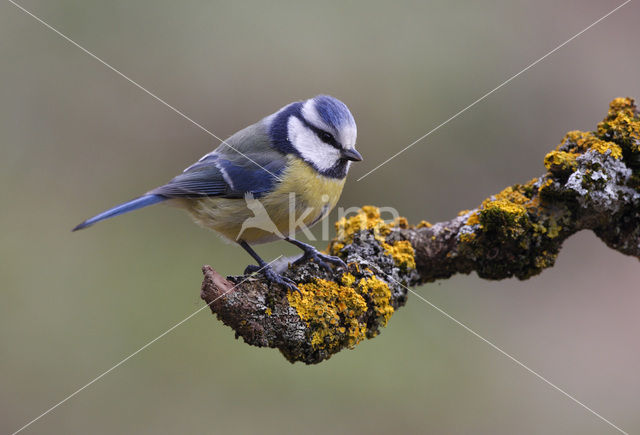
[269,95,361,179]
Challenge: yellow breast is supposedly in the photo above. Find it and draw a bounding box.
[175,157,346,244]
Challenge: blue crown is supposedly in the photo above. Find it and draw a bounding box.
[313,95,356,130]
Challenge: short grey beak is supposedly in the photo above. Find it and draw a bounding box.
[341,148,363,162]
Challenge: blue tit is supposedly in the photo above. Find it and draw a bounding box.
[73,95,362,290]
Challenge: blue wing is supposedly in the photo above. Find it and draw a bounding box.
[150,151,286,199]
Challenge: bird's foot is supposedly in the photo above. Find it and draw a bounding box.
[293,246,347,271]
[244,264,299,293]
[243,264,261,275]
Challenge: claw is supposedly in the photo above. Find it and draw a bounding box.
[285,238,347,271]
[244,264,261,275]
[244,263,299,293]
[264,266,299,293]
[294,247,347,271]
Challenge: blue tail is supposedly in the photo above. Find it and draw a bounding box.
[72,194,165,231]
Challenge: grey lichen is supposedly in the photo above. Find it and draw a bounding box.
[565,149,638,213]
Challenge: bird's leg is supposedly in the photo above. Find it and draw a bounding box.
[238,240,298,292]
[285,237,347,271]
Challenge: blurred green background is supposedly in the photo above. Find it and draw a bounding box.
[2,0,639,433]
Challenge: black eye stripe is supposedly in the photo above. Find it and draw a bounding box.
[318,131,334,143]
[297,115,341,149]
[316,130,339,148]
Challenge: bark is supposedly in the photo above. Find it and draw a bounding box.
[201,98,640,364]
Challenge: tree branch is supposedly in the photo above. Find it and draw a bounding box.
[201,98,640,364]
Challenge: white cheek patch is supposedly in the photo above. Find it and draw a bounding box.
[301,100,335,135]
[288,116,340,171]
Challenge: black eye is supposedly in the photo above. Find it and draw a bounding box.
[318,131,334,144]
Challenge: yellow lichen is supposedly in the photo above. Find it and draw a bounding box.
[483,199,527,219]
[559,129,623,159]
[331,242,345,253]
[459,232,476,243]
[526,195,541,210]
[390,216,409,229]
[384,240,416,270]
[590,141,622,159]
[288,278,368,351]
[265,308,272,316]
[474,186,529,231]
[332,206,391,252]
[483,186,530,208]
[358,275,394,326]
[462,177,570,250]
[546,216,561,239]
[607,97,636,118]
[544,150,578,171]
[598,97,639,150]
[330,206,416,270]
[555,100,639,160]
[561,130,593,151]
[532,222,547,235]
[340,273,356,287]
[461,186,535,242]
[466,212,480,226]
[416,220,432,228]
[287,273,395,353]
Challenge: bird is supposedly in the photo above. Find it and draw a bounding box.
[73,95,362,291]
